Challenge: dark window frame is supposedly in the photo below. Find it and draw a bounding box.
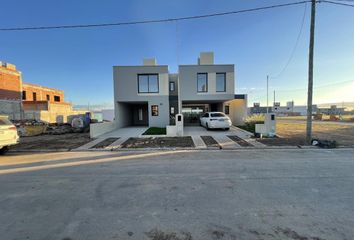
[151,105,159,116]
[169,82,175,92]
[197,73,208,93]
[54,96,60,102]
[138,74,159,93]
[22,91,26,100]
[225,105,230,115]
[33,92,37,101]
[46,94,50,101]
[216,73,226,92]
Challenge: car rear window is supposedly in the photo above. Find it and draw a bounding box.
[210,113,226,117]
[0,118,13,125]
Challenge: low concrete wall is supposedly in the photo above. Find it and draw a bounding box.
[166,125,177,136]
[0,100,22,120]
[224,97,248,126]
[90,121,117,138]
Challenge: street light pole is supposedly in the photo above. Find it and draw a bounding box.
[306,0,316,144]
[266,75,269,114]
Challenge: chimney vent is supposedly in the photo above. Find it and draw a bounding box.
[198,52,214,65]
[143,58,157,66]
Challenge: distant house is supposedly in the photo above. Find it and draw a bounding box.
[249,101,318,116]
[0,61,85,123]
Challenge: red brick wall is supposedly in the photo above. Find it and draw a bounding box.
[22,83,64,103]
[0,66,22,100]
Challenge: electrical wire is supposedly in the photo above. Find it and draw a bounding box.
[320,0,354,7]
[328,0,354,2]
[270,2,308,79]
[0,1,311,31]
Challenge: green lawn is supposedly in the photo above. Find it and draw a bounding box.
[143,127,167,135]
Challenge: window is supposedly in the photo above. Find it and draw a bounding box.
[151,105,159,116]
[202,113,209,118]
[138,74,159,93]
[138,108,143,121]
[169,82,175,92]
[225,105,230,115]
[54,96,60,102]
[22,91,26,100]
[46,94,50,101]
[170,107,175,114]
[211,113,226,117]
[0,118,12,125]
[197,73,208,92]
[216,73,226,92]
[33,92,37,101]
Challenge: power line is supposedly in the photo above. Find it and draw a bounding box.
[270,2,308,79]
[320,0,354,7]
[0,1,311,31]
[242,79,354,93]
[279,79,354,92]
[329,0,354,2]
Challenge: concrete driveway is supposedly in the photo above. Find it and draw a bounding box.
[77,127,148,150]
[78,126,262,150]
[1,149,354,239]
[184,126,263,149]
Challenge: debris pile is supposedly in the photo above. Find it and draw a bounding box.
[11,117,90,137]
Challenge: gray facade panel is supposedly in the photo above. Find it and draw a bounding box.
[179,65,235,101]
[114,65,170,128]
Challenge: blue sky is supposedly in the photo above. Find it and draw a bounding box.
[1,0,353,107]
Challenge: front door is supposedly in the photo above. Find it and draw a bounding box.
[132,104,148,126]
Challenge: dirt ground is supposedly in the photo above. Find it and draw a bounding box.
[121,137,195,148]
[258,120,354,147]
[10,133,91,151]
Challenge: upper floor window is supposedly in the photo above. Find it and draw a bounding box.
[33,92,37,101]
[54,96,60,102]
[22,91,26,100]
[138,74,159,93]
[197,73,208,92]
[216,73,226,92]
[169,82,175,92]
[46,94,50,101]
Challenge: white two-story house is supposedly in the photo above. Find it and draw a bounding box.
[91,52,247,137]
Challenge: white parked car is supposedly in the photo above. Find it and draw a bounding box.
[0,116,19,155]
[200,112,232,130]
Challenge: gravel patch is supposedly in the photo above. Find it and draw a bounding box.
[227,135,253,147]
[200,136,221,149]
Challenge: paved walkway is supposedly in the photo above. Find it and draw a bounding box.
[76,126,266,150]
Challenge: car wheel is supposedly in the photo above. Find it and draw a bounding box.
[0,146,9,155]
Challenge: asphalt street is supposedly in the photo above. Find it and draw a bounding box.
[1,149,353,240]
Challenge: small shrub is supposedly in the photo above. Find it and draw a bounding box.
[238,114,265,133]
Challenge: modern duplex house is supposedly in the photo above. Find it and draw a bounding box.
[100,52,247,136]
[113,59,170,128]
[179,52,246,125]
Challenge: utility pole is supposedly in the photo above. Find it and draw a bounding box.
[273,90,276,106]
[266,75,269,114]
[306,0,316,144]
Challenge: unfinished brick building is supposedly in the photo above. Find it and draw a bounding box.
[0,61,85,123]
